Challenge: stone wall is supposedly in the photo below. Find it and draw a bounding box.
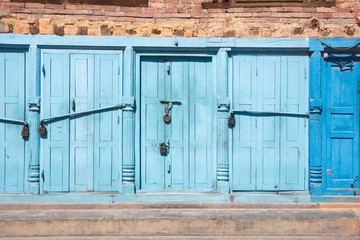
[0,0,359,37]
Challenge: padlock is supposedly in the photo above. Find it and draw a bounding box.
[163,113,171,123]
[38,123,47,136]
[160,143,167,155]
[228,112,235,128]
[21,124,30,138]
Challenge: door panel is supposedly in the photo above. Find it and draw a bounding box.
[140,57,213,191]
[232,56,257,190]
[324,59,359,190]
[0,52,25,193]
[70,54,94,192]
[93,54,120,192]
[141,58,166,190]
[42,51,121,193]
[232,55,308,191]
[42,53,70,192]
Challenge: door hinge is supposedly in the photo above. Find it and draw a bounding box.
[304,68,307,79]
[42,65,46,77]
[256,67,258,76]
[118,66,120,75]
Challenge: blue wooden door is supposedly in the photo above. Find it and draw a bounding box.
[323,58,359,191]
[140,57,213,191]
[232,55,308,191]
[0,52,25,193]
[41,51,120,192]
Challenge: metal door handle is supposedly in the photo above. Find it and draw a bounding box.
[71,98,75,111]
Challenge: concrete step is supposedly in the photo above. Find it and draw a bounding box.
[0,203,359,238]
[4,237,360,240]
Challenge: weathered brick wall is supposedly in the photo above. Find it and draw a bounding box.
[0,0,359,37]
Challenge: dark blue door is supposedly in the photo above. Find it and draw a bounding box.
[323,58,360,192]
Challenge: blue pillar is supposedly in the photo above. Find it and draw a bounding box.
[121,47,136,193]
[216,48,230,193]
[27,45,41,194]
[309,38,324,195]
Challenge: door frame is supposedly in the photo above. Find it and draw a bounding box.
[39,49,123,193]
[134,50,218,193]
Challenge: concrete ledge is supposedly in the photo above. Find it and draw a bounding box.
[0,207,359,238]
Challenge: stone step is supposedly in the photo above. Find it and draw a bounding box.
[1,203,359,238]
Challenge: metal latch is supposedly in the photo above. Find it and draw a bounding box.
[38,104,124,135]
[160,100,181,124]
[0,117,30,138]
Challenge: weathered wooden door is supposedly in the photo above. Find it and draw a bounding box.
[0,52,25,193]
[140,57,213,191]
[232,55,308,191]
[323,58,360,191]
[41,51,121,192]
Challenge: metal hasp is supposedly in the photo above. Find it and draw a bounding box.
[160,100,181,124]
[0,117,30,138]
[38,104,125,136]
[332,59,354,71]
[159,142,169,155]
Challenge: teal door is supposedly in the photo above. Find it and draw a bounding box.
[140,57,214,191]
[232,55,308,191]
[0,52,25,193]
[41,51,121,192]
[323,58,359,192]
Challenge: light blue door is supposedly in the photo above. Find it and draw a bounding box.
[232,55,308,191]
[41,51,120,192]
[323,58,359,191]
[0,52,25,193]
[140,57,213,191]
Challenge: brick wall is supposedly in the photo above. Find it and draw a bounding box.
[0,0,359,37]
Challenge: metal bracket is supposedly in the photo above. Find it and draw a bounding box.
[217,97,230,112]
[310,106,322,115]
[122,96,135,111]
[28,97,40,112]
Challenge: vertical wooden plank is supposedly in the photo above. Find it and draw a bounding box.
[140,58,165,190]
[93,53,120,192]
[42,52,70,192]
[232,55,257,191]
[169,58,187,189]
[188,58,213,190]
[70,54,94,192]
[0,52,25,193]
[279,56,307,190]
[257,56,280,191]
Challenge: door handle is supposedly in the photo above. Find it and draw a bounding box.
[71,98,75,111]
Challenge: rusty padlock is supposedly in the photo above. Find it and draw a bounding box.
[228,112,235,128]
[21,123,30,138]
[163,113,171,124]
[38,122,47,136]
[159,143,168,155]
